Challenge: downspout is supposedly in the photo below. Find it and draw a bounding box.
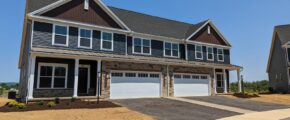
[166,65,169,97]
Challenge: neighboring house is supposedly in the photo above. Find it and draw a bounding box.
[267,24,290,93]
[18,0,242,101]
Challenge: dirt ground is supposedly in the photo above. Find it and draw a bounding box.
[224,94,290,106]
[250,94,290,105]
[0,97,153,120]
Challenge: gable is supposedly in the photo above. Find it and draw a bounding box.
[41,0,122,29]
[189,24,227,46]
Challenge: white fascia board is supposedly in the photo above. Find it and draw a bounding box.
[28,0,71,16]
[95,0,131,31]
[28,15,130,34]
[185,20,232,47]
[187,41,231,49]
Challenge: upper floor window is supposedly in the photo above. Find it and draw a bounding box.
[53,25,68,46]
[207,47,214,61]
[164,42,179,57]
[78,28,92,49]
[37,63,67,89]
[101,32,113,51]
[133,38,151,55]
[195,45,203,60]
[217,48,224,62]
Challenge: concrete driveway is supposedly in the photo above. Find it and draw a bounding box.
[184,96,290,111]
[112,98,240,120]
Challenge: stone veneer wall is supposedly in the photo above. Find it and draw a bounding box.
[33,89,73,98]
[99,61,215,100]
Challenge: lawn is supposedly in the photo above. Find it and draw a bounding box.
[250,94,290,105]
[0,97,153,120]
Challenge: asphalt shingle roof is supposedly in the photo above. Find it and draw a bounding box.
[26,0,208,39]
[275,25,290,45]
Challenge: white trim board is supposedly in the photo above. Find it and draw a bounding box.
[28,0,131,31]
[186,20,232,47]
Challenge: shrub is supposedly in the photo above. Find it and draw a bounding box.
[71,97,76,102]
[47,101,56,108]
[8,101,18,107]
[54,97,60,104]
[0,87,4,96]
[37,101,44,106]
[16,103,26,109]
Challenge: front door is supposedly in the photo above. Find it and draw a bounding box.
[216,73,224,93]
[78,65,90,96]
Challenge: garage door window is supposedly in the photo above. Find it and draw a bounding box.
[201,76,208,79]
[112,72,123,77]
[150,74,159,78]
[138,73,149,78]
[125,73,136,77]
[192,75,200,79]
[183,75,191,79]
[174,75,182,79]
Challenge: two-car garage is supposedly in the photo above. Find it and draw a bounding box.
[110,71,210,99]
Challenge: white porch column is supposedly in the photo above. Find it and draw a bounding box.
[223,69,228,93]
[96,60,102,96]
[213,68,217,94]
[73,59,79,98]
[185,42,188,60]
[237,69,242,93]
[27,55,36,100]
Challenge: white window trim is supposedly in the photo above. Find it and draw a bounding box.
[78,28,93,49]
[52,24,69,47]
[217,48,224,62]
[101,31,114,51]
[132,37,152,55]
[216,73,224,88]
[195,45,203,60]
[207,46,214,61]
[163,42,180,58]
[37,63,68,89]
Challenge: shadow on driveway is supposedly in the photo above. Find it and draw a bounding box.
[112,98,240,120]
[184,96,290,112]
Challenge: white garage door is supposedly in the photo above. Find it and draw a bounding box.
[110,71,161,99]
[174,74,210,97]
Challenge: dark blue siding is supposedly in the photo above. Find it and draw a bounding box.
[32,21,126,55]
[151,40,163,58]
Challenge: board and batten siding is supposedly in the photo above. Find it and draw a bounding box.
[32,21,126,55]
[268,34,289,92]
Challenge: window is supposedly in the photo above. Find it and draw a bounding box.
[174,75,182,79]
[138,73,149,78]
[195,45,203,60]
[207,47,214,61]
[192,75,200,79]
[125,73,136,77]
[201,76,208,79]
[217,48,224,62]
[150,74,160,78]
[111,72,123,77]
[38,63,67,89]
[101,32,113,51]
[133,38,151,55]
[53,25,68,46]
[183,75,191,79]
[78,28,92,49]
[164,42,179,57]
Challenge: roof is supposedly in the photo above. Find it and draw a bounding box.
[109,6,208,39]
[267,24,290,72]
[27,0,59,13]
[275,24,290,45]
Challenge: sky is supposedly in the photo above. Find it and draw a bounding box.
[0,0,290,83]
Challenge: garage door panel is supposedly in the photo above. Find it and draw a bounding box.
[110,71,161,99]
[174,74,210,97]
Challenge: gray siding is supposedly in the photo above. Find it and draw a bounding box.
[19,22,32,100]
[32,21,126,55]
[268,35,289,92]
[32,21,231,64]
